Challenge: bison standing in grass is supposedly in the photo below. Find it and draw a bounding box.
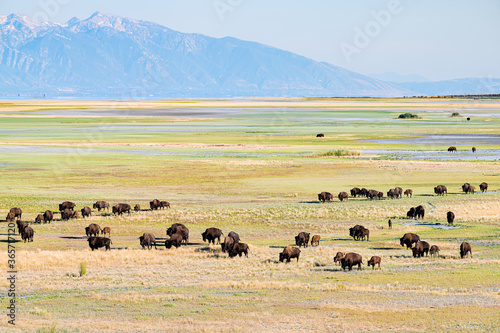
[295,232,310,247]
[81,206,92,218]
[167,223,189,245]
[333,252,345,265]
[447,211,455,224]
[16,220,26,235]
[279,246,301,263]
[367,256,381,269]
[139,233,157,250]
[35,214,43,224]
[479,182,488,193]
[338,192,348,202]
[430,245,440,257]
[202,227,223,245]
[400,233,420,249]
[412,241,430,258]
[165,233,183,249]
[101,227,111,237]
[59,201,75,212]
[350,187,361,198]
[88,237,111,251]
[85,223,100,237]
[434,185,447,196]
[460,242,472,258]
[9,208,22,220]
[21,226,34,242]
[311,235,320,246]
[341,253,363,271]
[43,210,53,223]
[318,192,333,202]
[404,189,413,198]
[229,243,249,258]
[134,204,141,212]
[93,201,109,212]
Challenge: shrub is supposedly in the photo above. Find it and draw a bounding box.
[398,112,420,119]
[79,262,87,277]
[320,149,361,157]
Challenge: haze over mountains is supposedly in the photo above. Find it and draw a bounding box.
[0,12,498,98]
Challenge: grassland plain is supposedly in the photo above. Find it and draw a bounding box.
[0,98,499,332]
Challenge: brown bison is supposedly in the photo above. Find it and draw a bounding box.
[359,229,370,241]
[338,192,348,202]
[460,242,472,258]
[407,207,416,219]
[430,245,440,257]
[113,203,131,216]
[221,236,235,253]
[88,237,111,251]
[227,231,240,244]
[349,225,366,241]
[387,189,397,199]
[412,241,430,257]
[367,256,381,270]
[415,205,425,219]
[35,214,43,224]
[149,199,161,210]
[43,210,53,223]
[316,133,324,137]
[101,227,111,237]
[9,208,22,220]
[388,219,392,229]
[367,190,379,200]
[295,232,310,247]
[59,201,75,212]
[6,212,16,222]
[350,187,361,197]
[93,201,109,212]
[434,185,447,196]
[165,233,183,249]
[394,187,403,198]
[21,226,34,242]
[229,243,249,258]
[311,235,321,246]
[318,192,333,202]
[472,147,476,153]
[448,146,457,152]
[479,182,488,193]
[134,204,141,212]
[341,252,363,271]
[202,227,223,244]
[160,201,170,209]
[400,233,420,249]
[462,183,472,194]
[85,223,101,237]
[333,252,345,265]
[360,188,369,197]
[447,211,455,224]
[61,208,78,221]
[377,191,384,200]
[166,223,189,245]
[81,206,92,218]
[469,185,475,194]
[16,220,26,235]
[139,233,157,250]
[404,189,413,198]
[279,246,301,263]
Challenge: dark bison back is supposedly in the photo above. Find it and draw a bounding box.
[21,226,34,242]
[202,227,223,244]
[350,187,361,197]
[59,201,75,212]
[93,201,109,211]
[81,206,92,218]
[400,233,420,249]
[227,231,240,243]
[167,223,189,244]
[279,246,301,262]
[9,208,22,220]
[139,233,156,250]
[165,233,183,249]
[460,242,472,258]
[318,191,333,202]
[479,182,488,192]
[295,232,310,247]
[221,236,235,253]
[341,252,363,271]
[85,223,100,237]
[229,243,249,258]
[43,210,53,223]
[88,237,111,251]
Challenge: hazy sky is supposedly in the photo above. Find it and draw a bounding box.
[3,0,500,81]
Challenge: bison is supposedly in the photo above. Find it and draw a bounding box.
[21,226,34,242]
[202,228,223,245]
[415,205,425,219]
[341,252,363,271]
[388,219,392,229]
[62,208,78,221]
[113,203,131,216]
[165,233,183,249]
[59,201,75,212]
[367,256,381,269]
[377,191,384,200]
[318,192,333,202]
[316,133,324,137]
[93,201,109,212]
[469,185,475,194]
[394,187,403,198]
[9,208,22,220]
[462,183,472,194]
[6,212,16,222]
[430,245,440,257]
[34,214,43,224]
[407,207,416,219]
[479,182,488,193]
[229,243,249,258]
[139,233,157,250]
[338,192,348,202]
[448,146,457,152]
[460,242,472,258]
[349,225,366,241]
[279,246,301,263]
[447,211,455,224]
[434,185,447,196]
[350,187,361,197]
[43,210,53,223]
[149,199,161,210]
[16,220,26,235]
[358,229,370,241]
[367,190,379,200]
[412,241,430,257]
[333,252,345,265]
[85,223,101,237]
[295,232,310,247]
[134,204,141,212]
[166,223,189,245]
[404,189,413,198]
[387,189,397,199]
[221,236,235,253]
[311,235,320,246]
[81,206,92,218]
[88,237,111,251]
[360,188,369,197]
[227,231,240,244]
[160,201,170,209]
[101,227,111,237]
[400,233,420,249]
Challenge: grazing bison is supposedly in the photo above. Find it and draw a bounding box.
[359,229,370,241]
[400,233,420,249]
[311,235,321,246]
[227,231,240,244]
[134,204,141,212]
[479,182,488,193]
[430,245,440,257]
[316,133,324,137]
[59,201,75,212]
[388,219,392,229]
[387,189,397,199]
[139,233,157,250]
[412,241,430,257]
[202,227,223,244]
[229,243,249,258]
[93,201,109,212]
[447,211,455,224]
[472,147,476,153]
[295,232,310,247]
[318,192,333,202]
[350,187,361,197]
[166,223,189,245]
[377,191,384,200]
[469,185,475,194]
[43,210,53,223]
[333,252,345,265]
[85,223,101,237]
[101,227,111,237]
[394,187,403,198]
[21,226,34,242]
[221,236,235,253]
[448,146,457,152]
[113,203,131,216]
[415,205,425,219]
[9,208,22,220]
[341,252,363,271]
[88,237,111,251]
[360,188,369,197]
[349,225,366,241]
[462,183,472,194]
[6,212,16,222]
[279,246,301,263]
[407,207,416,219]
[35,214,43,224]
[404,189,413,198]
[434,185,447,196]
[338,192,348,202]
[460,242,472,258]
[160,201,170,209]
[16,220,26,235]
[149,199,161,210]
[165,233,183,249]
[81,206,92,218]
[62,208,78,221]
[367,190,379,200]
[367,256,381,270]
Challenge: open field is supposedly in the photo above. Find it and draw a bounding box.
[0,98,499,332]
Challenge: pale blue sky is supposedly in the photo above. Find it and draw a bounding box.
[3,0,500,81]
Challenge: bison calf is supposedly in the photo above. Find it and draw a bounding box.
[333,252,345,265]
[101,227,111,237]
[367,256,381,270]
[430,245,440,257]
[311,235,320,246]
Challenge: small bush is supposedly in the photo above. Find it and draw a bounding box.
[398,112,420,119]
[79,262,87,277]
[451,112,460,117]
[320,149,361,157]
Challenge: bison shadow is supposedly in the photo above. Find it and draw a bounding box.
[300,201,327,204]
[370,247,399,250]
[195,246,221,253]
[59,236,88,240]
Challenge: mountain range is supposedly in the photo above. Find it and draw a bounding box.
[0,12,498,98]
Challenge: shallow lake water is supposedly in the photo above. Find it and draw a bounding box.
[362,149,500,161]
